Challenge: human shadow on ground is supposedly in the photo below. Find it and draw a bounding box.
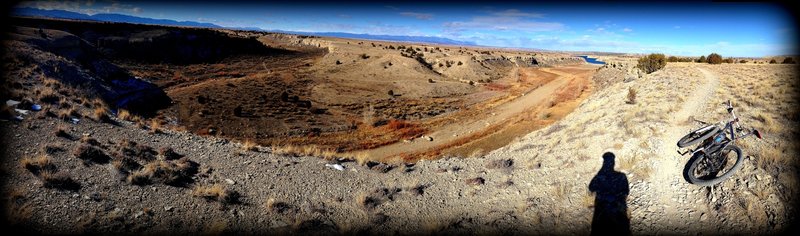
[589,152,631,235]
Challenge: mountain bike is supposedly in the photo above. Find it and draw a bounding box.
[676,100,763,186]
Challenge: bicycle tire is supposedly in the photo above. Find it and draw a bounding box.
[677,125,720,148]
[684,145,744,186]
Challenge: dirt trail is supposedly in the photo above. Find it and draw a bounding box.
[361,67,581,161]
[646,66,719,228]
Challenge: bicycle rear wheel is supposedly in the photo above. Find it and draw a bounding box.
[677,125,719,148]
[684,145,743,186]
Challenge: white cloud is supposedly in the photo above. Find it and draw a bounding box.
[399,12,433,20]
[489,9,543,18]
[622,28,633,32]
[443,10,562,34]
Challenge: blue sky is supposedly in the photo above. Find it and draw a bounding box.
[17,1,797,57]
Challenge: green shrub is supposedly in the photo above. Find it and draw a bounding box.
[667,56,679,62]
[723,58,734,63]
[697,55,706,63]
[770,59,778,64]
[782,57,796,64]
[707,53,723,64]
[739,60,747,63]
[636,53,666,74]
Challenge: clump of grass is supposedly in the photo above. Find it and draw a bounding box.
[193,184,241,205]
[57,108,81,120]
[753,112,778,133]
[21,155,56,176]
[53,125,72,139]
[111,153,141,174]
[92,107,111,123]
[632,162,653,180]
[357,188,400,211]
[80,136,101,146]
[117,109,131,121]
[127,158,198,186]
[265,198,295,214]
[582,190,596,209]
[58,97,71,109]
[242,140,258,152]
[353,152,370,166]
[553,182,569,201]
[158,147,183,160]
[73,144,111,164]
[39,170,80,191]
[149,119,162,134]
[756,146,784,171]
[626,88,637,104]
[114,140,158,162]
[37,87,60,104]
[43,144,65,154]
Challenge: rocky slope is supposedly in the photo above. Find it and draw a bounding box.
[3,62,796,234]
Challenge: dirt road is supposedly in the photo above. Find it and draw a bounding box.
[642,66,720,232]
[361,65,594,161]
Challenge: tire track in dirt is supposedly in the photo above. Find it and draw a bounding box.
[645,66,719,230]
[360,67,582,161]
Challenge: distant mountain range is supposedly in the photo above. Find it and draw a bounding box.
[12,7,222,28]
[270,30,476,46]
[11,7,476,46]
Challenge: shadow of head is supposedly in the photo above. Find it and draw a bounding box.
[601,152,616,171]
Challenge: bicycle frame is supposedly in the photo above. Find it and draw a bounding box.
[679,100,761,157]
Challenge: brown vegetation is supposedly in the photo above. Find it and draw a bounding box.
[636,53,666,74]
[192,184,241,205]
[707,53,723,64]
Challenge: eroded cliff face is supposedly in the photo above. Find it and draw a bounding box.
[5,26,170,116]
[12,17,294,65]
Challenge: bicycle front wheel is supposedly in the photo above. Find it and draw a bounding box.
[684,145,744,186]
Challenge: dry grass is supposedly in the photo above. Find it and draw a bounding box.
[626,87,636,104]
[582,190,596,209]
[92,107,111,123]
[37,87,60,104]
[149,119,162,134]
[241,139,259,152]
[127,158,198,186]
[553,182,569,202]
[117,109,131,121]
[264,198,295,214]
[73,144,110,164]
[356,187,400,211]
[79,136,101,146]
[4,188,33,225]
[57,107,81,120]
[158,147,183,160]
[53,125,71,139]
[618,155,636,173]
[43,143,65,154]
[39,170,80,190]
[755,145,786,171]
[753,112,779,134]
[21,155,56,176]
[193,184,240,205]
[270,144,350,161]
